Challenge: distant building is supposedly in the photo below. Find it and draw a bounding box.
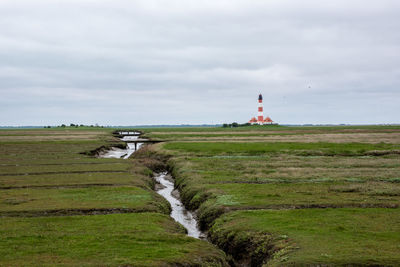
[248,94,276,125]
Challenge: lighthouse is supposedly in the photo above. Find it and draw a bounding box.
[249,93,275,125]
[257,94,264,124]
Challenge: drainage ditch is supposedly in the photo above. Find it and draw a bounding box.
[99,131,205,239]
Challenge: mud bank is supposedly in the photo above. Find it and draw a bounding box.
[166,159,280,266]
[137,148,275,266]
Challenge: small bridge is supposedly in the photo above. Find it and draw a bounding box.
[128,139,155,143]
[114,130,162,150]
[125,139,161,150]
[116,131,141,136]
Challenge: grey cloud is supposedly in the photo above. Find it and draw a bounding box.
[0,0,399,125]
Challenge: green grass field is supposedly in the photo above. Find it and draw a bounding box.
[152,125,400,266]
[209,209,400,266]
[0,213,226,266]
[163,142,400,156]
[141,125,400,132]
[2,125,400,266]
[0,128,228,266]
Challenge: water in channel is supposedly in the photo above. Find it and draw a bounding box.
[155,172,204,239]
[100,132,142,159]
[99,132,204,239]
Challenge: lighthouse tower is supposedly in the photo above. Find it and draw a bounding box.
[257,94,264,125]
[248,93,275,125]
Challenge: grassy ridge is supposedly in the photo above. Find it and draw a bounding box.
[0,162,129,174]
[0,213,226,266]
[164,142,400,156]
[0,172,141,188]
[0,186,166,213]
[209,209,400,266]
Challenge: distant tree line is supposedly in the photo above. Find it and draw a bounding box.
[222,122,251,128]
[44,123,104,128]
[222,123,280,128]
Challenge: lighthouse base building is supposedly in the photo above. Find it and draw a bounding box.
[248,94,276,125]
[249,116,274,125]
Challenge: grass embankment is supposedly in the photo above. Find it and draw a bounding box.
[142,125,400,143]
[0,213,225,266]
[209,209,400,266]
[0,128,228,266]
[151,125,400,266]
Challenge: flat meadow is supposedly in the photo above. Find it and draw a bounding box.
[0,127,228,266]
[1,125,399,266]
[142,125,400,266]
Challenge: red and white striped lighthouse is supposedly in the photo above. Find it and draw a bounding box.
[257,94,264,124]
[249,93,275,125]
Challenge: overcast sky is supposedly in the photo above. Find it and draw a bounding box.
[1,0,399,126]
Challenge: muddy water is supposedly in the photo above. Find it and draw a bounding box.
[99,132,204,239]
[155,172,204,239]
[121,136,139,142]
[100,143,143,159]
